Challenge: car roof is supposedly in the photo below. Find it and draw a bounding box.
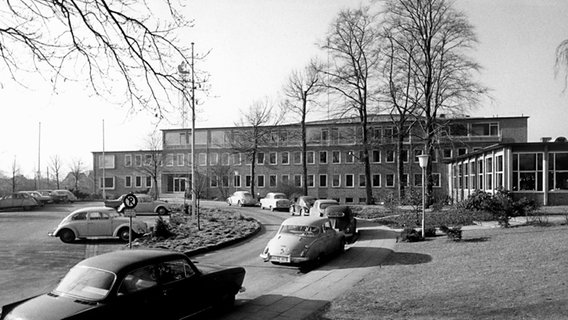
[315,199,338,203]
[76,249,186,273]
[282,216,329,226]
[70,206,117,214]
[325,205,350,212]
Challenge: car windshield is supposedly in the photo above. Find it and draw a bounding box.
[279,224,320,236]
[302,198,316,206]
[54,266,116,301]
[320,202,337,210]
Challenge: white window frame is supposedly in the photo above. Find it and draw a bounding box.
[345,174,355,188]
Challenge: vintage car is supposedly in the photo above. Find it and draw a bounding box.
[310,199,339,217]
[48,206,148,243]
[324,205,357,240]
[0,249,246,320]
[289,196,317,216]
[50,189,78,203]
[18,191,52,205]
[111,194,173,215]
[0,193,40,211]
[227,191,258,207]
[260,216,345,266]
[259,192,291,211]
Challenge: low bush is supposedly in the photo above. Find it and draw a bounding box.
[400,228,423,242]
[439,225,462,241]
[153,217,175,238]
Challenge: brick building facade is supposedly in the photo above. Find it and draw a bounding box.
[92,115,528,204]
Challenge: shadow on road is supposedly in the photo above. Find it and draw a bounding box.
[202,294,329,320]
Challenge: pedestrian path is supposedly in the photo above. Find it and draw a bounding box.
[217,223,398,320]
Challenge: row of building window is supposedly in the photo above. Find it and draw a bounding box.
[163,122,500,148]
[100,147,474,169]
[100,172,442,190]
[211,173,441,189]
[452,152,568,192]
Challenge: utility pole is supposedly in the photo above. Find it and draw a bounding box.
[190,42,199,230]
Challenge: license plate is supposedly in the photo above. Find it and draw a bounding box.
[271,255,290,263]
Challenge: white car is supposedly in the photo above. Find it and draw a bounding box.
[260,192,291,211]
[260,216,345,265]
[227,191,258,207]
[310,199,339,217]
[48,207,148,243]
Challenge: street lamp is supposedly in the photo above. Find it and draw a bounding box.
[417,154,430,238]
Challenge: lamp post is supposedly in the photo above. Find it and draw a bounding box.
[417,154,430,238]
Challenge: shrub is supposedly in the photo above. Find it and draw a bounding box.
[439,225,462,241]
[400,228,423,242]
[153,217,175,238]
[423,227,437,237]
[457,190,539,228]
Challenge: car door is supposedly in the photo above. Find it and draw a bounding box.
[86,211,113,237]
[321,221,335,255]
[155,258,208,318]
[135,196,153,213]
[114,264,171,319]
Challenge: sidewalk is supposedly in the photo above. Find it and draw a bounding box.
[217,222,398,320]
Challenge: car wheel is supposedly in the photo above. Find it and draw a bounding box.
[118,228,130,242]
[59,229,75,243]
[157,207,168,216]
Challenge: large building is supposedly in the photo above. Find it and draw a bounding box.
[92,114,528,204]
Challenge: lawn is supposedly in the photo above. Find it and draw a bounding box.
[318,224,568,320]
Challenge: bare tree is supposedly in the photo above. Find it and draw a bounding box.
[282,59,324,195]
[381,20,422,202]
[1,1,195,118]
[137,131,163,199]
[555,40,568,91]
[69,158,84,192]
[210,163,232,200]
[11,157,20,192]
[383,0,487,202]
[319,6,382,204]
[49,155,63,189]
[230,98,282,197]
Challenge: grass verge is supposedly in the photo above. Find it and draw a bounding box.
[318,225,568,320]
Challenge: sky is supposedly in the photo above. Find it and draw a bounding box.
[1,0,568,178]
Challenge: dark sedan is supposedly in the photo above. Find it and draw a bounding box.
[0,249,246,320]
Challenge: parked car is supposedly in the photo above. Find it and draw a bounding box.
[289,196,317,216]
[0,249,246,320]
[112,194,173,215]
[18,191,52,206]
[324,205,357,240]
[0,193,40,211]
[260,216,345,266]
[50,189,77,203]
[227,191,258,207]
[48,206,148,243]
[310,199,339,217]
[259,192,291,211]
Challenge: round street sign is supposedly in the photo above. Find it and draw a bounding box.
[123,193,138,209]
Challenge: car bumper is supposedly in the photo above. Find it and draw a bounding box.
[260,253,310,264]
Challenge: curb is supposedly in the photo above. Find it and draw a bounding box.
[184,221,262,257]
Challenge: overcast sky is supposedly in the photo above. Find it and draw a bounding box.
[1,0,568,178]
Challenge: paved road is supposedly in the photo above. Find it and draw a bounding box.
[0,201,158,305]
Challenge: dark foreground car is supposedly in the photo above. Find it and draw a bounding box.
[0,249,246,320]
[324,205,357,241]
